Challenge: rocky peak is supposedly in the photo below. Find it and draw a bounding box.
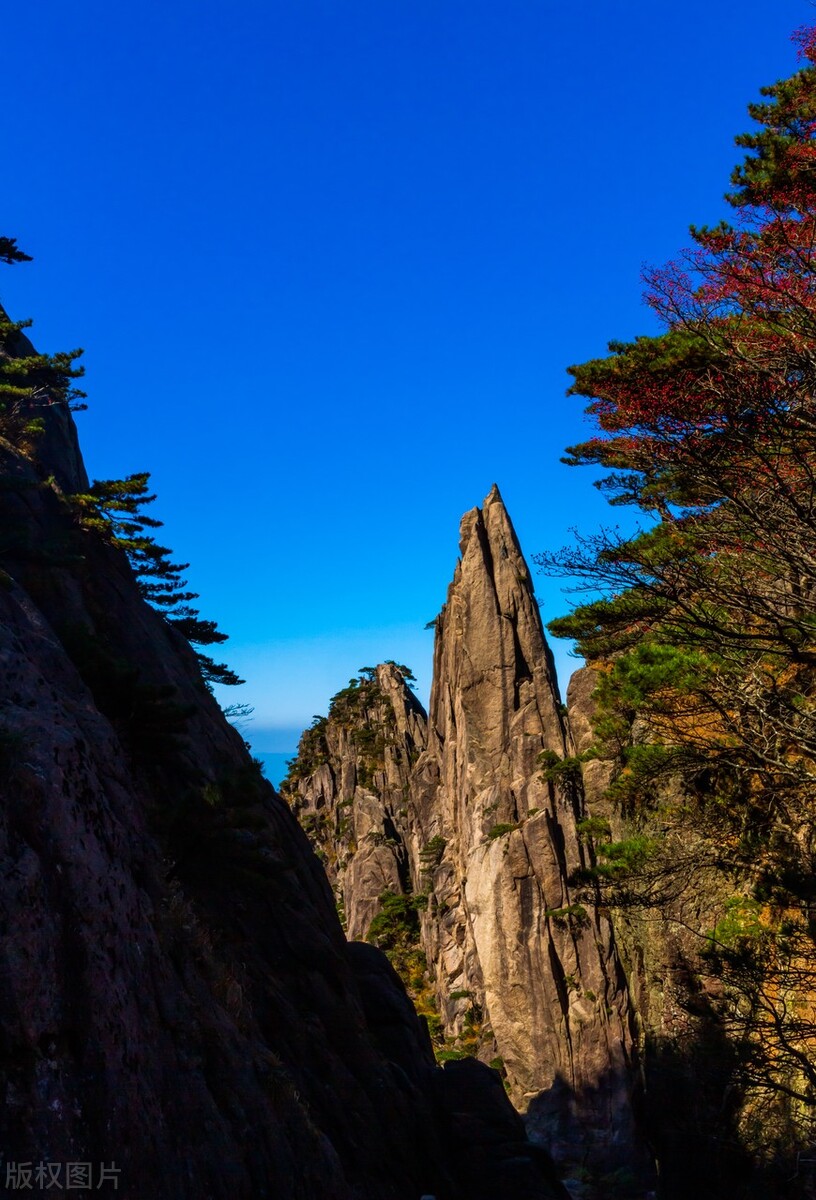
[418,491,641,1168]
[427,482,568,846]
[290,488,654,1192]
[284,662,428,941]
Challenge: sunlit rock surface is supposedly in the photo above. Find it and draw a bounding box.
[289,487,653,1189]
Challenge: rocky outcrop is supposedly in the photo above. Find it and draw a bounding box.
[285,663,428,942]
[287,487,654,1192]
[415,487,643,1177]
[0,338,566,1198]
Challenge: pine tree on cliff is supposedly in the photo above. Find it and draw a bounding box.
[0,244,86,448]
[75,473,244,687]
[0,242,242,690]
[541,26,816,1111]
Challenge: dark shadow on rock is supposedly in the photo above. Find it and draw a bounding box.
[432,1056,571,1200]
[525,1067,657,1199]
[348,943,570,1199]
[640,961,816,1200]
[524,940,816,1199]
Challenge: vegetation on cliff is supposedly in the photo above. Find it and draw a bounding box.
[283,665,499,1071]
[0,248,241,691]
[0,269,85,449]
[542,24,816,1159]
[282,664,418,797]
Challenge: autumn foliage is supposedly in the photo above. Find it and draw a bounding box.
[542,27,816,1127]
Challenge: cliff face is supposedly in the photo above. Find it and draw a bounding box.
[417,488,638,1167]
[567,668,808,1200]
[287,487,652,1191]
[0,363,567,1198]
[286,663,428,943]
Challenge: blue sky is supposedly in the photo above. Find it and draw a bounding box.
[2,0,809,752]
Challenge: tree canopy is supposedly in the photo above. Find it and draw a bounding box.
[540,25,816,1118]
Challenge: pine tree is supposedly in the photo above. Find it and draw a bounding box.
[73,473,244,688]
[0,241,85,450]
[1,241,242,691]
[0,237,31,264]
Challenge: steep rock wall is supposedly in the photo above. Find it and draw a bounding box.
[416,487,641,1173]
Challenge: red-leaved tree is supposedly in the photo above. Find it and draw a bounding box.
[540,26,816,1136]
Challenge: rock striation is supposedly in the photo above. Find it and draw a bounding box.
[0,325,567,1199]
[288,487,654,1191]
[418,487,641,1170]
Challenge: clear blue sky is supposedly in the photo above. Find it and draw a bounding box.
[2,0,809,752]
